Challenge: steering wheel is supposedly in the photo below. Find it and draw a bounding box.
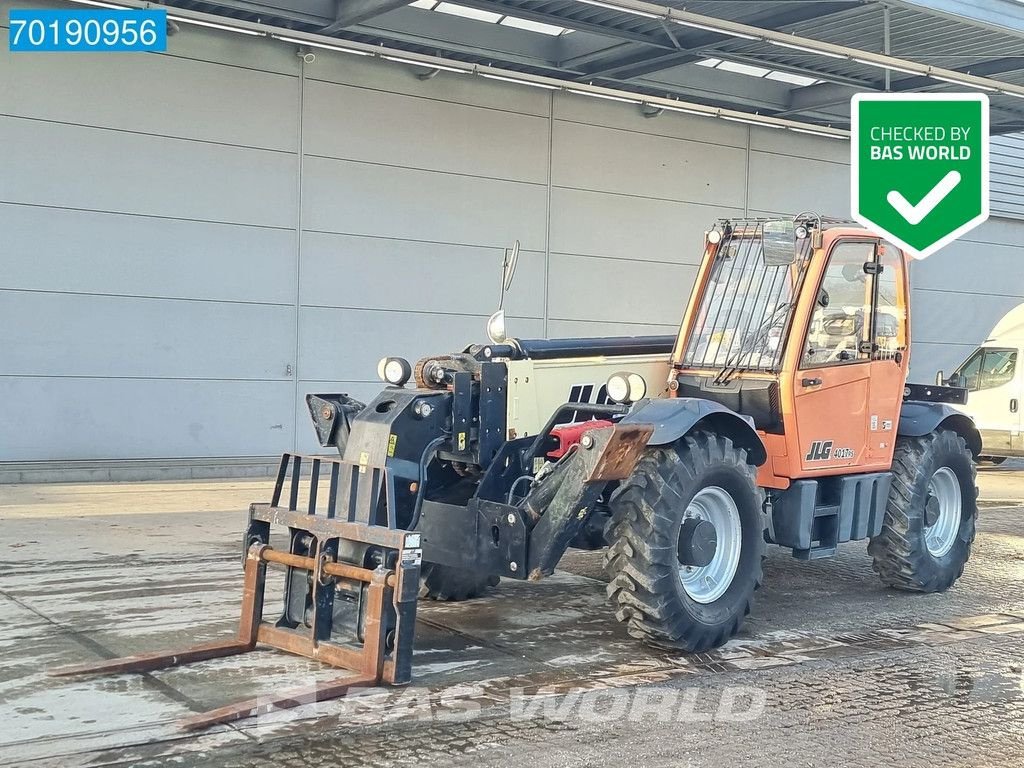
[823,310,863,362]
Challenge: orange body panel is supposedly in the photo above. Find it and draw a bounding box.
[673,226,911,488]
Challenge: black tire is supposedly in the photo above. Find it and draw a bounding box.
[869,430,977,593]
[604,431,765,652]
[419,563,499,601]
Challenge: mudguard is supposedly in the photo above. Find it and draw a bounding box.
[898,400,982,457]
[620,397,768,466]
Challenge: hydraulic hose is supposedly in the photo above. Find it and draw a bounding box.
[407,436,448,531]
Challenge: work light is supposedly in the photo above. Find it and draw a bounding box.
[606,372,647,404]
[378,357,412,386]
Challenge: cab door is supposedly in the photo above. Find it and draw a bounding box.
[864,241,910,465]
[792,239,877,475]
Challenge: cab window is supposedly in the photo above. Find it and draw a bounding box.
[802,242,874,367]
[872,242,908,361]
[958,348,1018,391]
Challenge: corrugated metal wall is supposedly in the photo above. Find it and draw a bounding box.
[2,4,1023,463]
[991,133,1024,219]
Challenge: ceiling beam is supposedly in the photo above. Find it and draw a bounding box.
[574,1,862,81]
[321,0,410,32]
[355,7,560,67]
[446,0,679,50]
[166,0,335,25]
[778,57,1024,117]
[524,0,1024,97]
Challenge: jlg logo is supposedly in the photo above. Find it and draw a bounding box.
[805,440,834,461]
[804,441,855,461]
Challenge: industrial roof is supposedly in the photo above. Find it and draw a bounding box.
[153,0,1024,133]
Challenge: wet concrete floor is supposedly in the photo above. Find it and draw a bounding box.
[1,463,1022,767]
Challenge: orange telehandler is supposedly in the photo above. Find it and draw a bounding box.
[53,215,980,729]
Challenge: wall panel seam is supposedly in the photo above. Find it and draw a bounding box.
[292,62,306,453]
[0,287,295,308]
[548,251,702,267]
[0,200,297,232]
[915,286,1024,299]
[552,117,748,152]
[300,304,545,319]
[748,148,848,169]
[0,374,293,381]
[549,184,747,208]
[303,74,549,119]
[543,91,553,337]
[0,113,299,155]
[304,153,549,187]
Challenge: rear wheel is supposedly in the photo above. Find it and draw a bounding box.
[604,431,765,651]
[869,430,977,592]
[419,563,499,601]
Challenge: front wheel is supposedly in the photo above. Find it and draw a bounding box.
[869,430,977,592]
[604,431,765,651]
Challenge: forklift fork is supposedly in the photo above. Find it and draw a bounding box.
[50,453,423,731]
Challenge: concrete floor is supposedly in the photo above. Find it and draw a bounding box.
[1,462,1022,767]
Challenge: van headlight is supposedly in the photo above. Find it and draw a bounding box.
[606,372,647,404]
[377,357,412,387]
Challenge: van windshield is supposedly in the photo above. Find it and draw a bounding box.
[956,347,1018,391]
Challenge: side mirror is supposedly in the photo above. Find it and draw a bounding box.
[761,220,799,266]
[947,372,961,388]
[935,370,945,386]
[488,240,519,344]
[502,240,520,294]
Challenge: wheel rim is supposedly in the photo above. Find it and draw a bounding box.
[678,486,742,604]
[925,467,962,558]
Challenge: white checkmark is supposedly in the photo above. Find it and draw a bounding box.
[886,170,962,225]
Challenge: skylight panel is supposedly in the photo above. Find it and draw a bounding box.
[716,61,771,77]
[500,16,567,35]
[434,2,502,23]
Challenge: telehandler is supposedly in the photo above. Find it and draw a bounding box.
[54,215,980,729]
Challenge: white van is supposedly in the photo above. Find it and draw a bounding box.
[937,303,1023,461]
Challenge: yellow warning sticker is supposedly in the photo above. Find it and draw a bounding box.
[387,434,398,457]
[457,432,467,451]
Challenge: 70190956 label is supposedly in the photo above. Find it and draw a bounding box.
[8,9,167,52]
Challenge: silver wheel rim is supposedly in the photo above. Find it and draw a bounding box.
[925,467,962,558]
[678,486,743,604]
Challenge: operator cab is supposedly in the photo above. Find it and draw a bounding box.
[671,216,911,488]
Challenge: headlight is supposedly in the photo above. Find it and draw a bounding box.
[377,357,412,387]
[706,229,722,245]
[606,372,647,404]
[486,309,507,344]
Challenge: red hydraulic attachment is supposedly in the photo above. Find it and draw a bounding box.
[546,419,616,459]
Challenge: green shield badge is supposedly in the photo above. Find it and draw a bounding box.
[851,93,989,259]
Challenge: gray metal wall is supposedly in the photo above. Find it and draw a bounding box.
[2,4,1022,463]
